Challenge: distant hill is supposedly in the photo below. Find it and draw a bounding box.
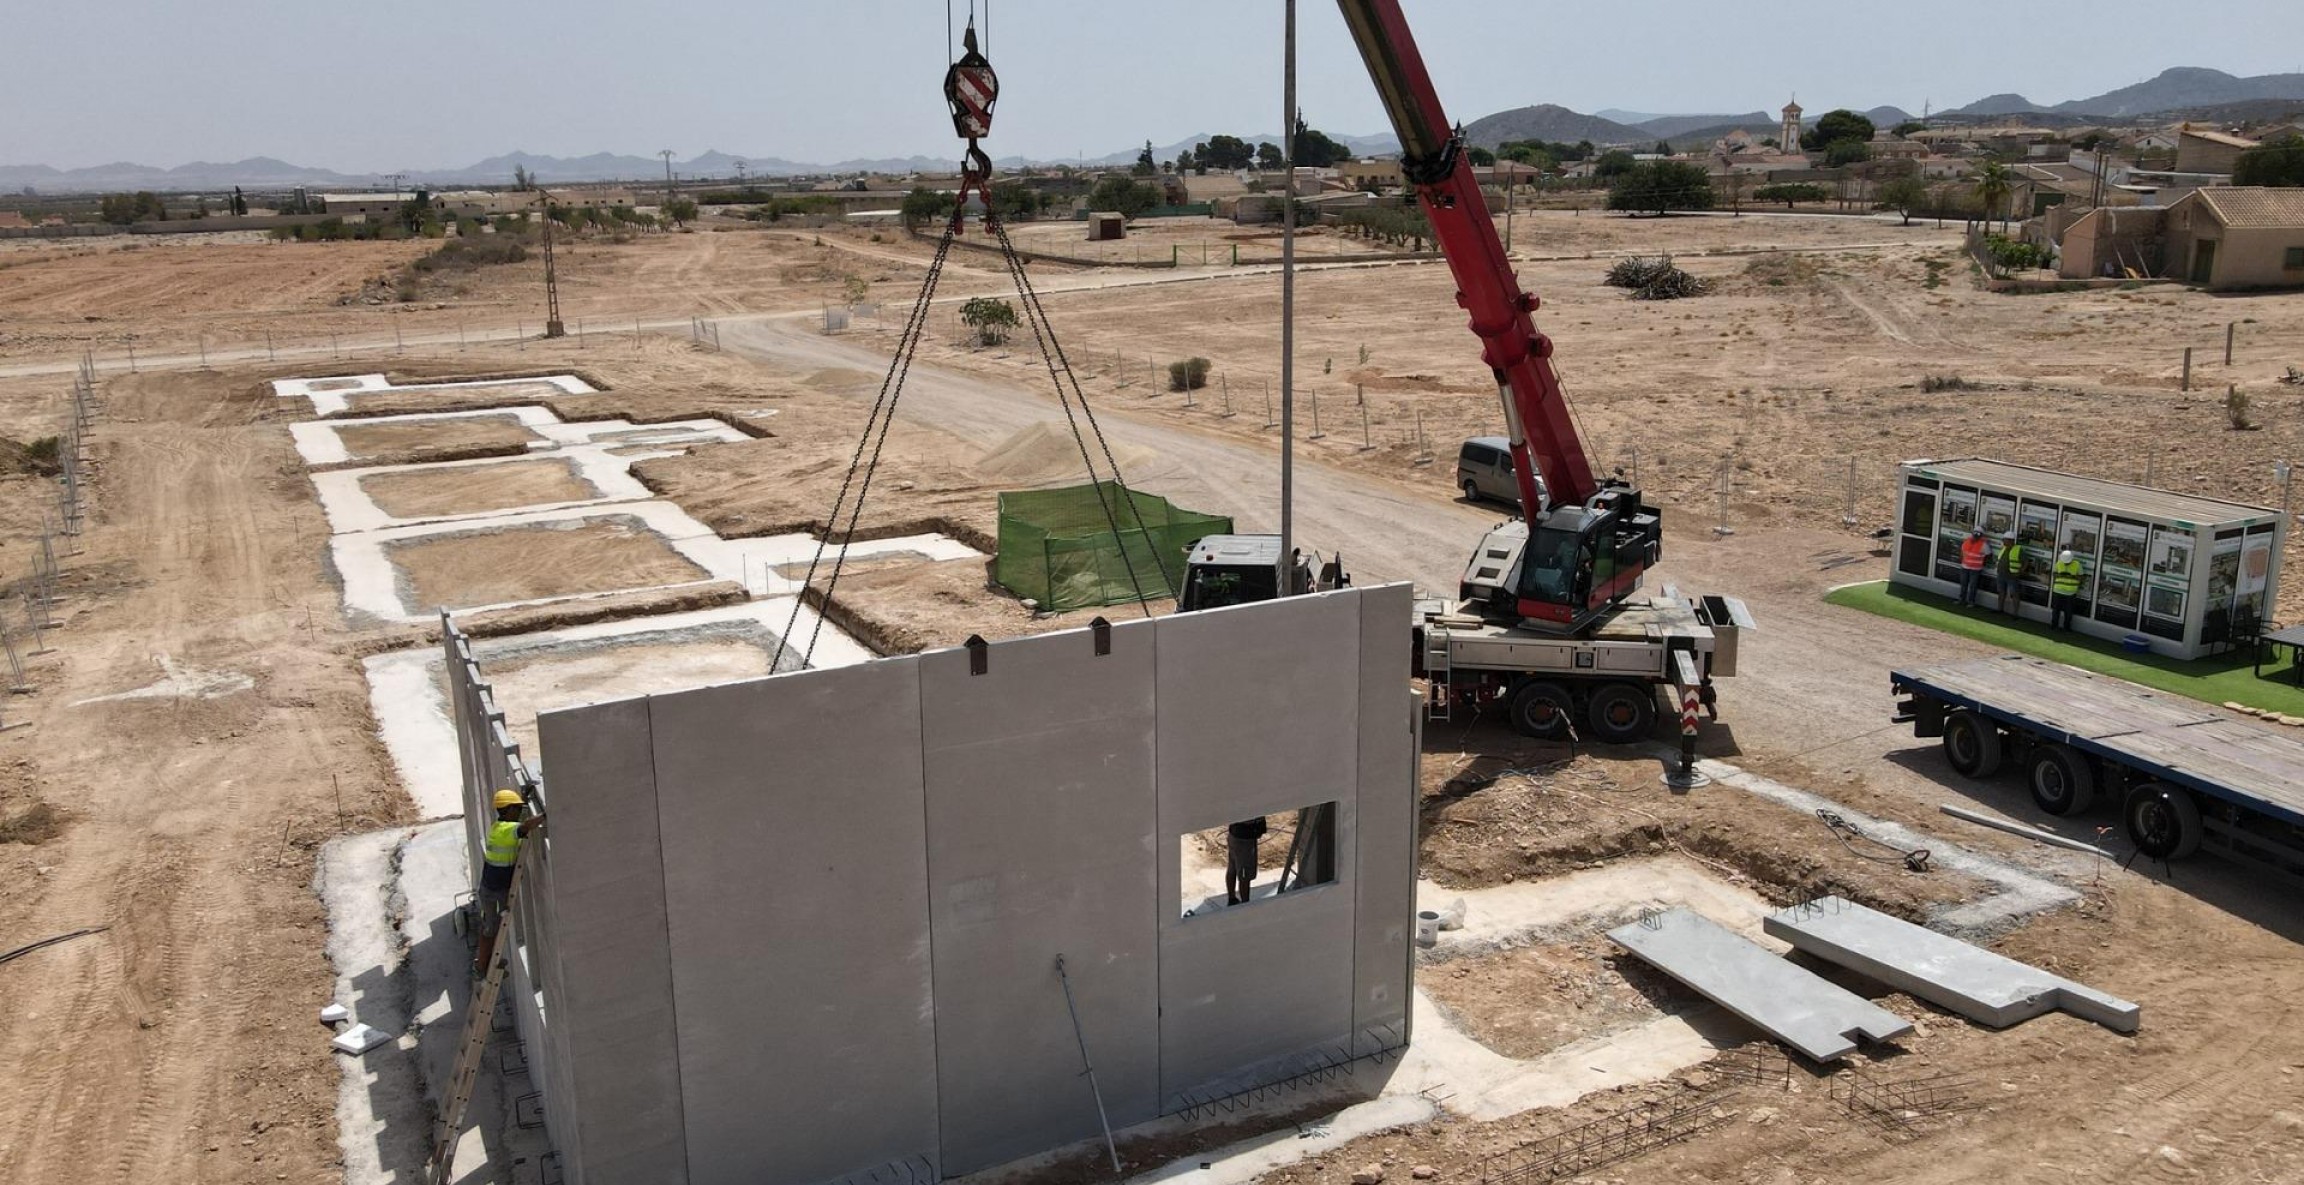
[1943,92,2043,118]
[1635,111,1770,139]
[1866,106,1916,127]
[1941,68,2304,119]
[1462,105,1646,149]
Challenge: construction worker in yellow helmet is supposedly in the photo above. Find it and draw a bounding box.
[472,787,545,976]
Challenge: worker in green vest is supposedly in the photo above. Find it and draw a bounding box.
[2051,549,2086,630]
[1994,532,2025,617]
[473,787,546,976]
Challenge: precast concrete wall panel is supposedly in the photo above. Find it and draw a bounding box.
[1154,593,1363,1104]
[1350,584,1417,1055]
[535,699,688,1185]
[647,663,941,1185]
[918,624,1162,1175]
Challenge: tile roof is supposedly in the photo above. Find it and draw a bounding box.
[2180,128,2261,149]
[2195,187,2304,229]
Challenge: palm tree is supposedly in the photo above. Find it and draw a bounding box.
[1974,161,2012,234]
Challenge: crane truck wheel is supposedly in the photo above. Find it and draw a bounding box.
[2025,743,2097,816]
[2125,782,2204,860]
[1507,680,1575,741]
[1583,682,1657,745]
[1940,710,2003,778]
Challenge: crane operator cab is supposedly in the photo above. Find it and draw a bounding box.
[1458,483,1660,632]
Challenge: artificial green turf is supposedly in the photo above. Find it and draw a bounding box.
[1824,580,2304,717]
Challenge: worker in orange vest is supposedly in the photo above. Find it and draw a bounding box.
[1957,528,1989,607]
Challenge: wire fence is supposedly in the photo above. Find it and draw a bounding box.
[0,354,101,730]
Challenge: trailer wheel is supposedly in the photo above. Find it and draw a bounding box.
[1941,710,2003,778]
[1584,682,1657,745]
[2125,783,2203,860]
[1508,680,1575,741]
[2025,743,2097,816]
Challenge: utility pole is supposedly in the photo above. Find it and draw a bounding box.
[1278,0,1297,590]
[659,149,676,206]
[538,190,565,338]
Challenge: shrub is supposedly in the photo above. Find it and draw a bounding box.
[2227,386,2256,431]
[1604,255,1710,299]
[1919,375,1974,393]
[410,237,528,273]
[1166,357,1211,391]
[0,802,63,845]
[960,296,1019,346]
[1753,182,1828,207]
[1981,232,2051,272]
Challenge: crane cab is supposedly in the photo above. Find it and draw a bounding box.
[1458,486,1659,632]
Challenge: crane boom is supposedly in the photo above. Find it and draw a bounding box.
[1335,0,1657,628]
[1335,0,1592,511]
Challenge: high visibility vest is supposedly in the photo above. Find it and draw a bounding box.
[2052,558,2084,595]
[1960,537,1988,570]
[1998,544,2023,576]
[484,820,522,867]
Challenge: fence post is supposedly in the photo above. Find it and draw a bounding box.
[1843,456,1859,528]
[1263,380,1274,428]
[2182,346,2192,392]
[2226,321,2235,366]
[265,329,275,363]
[1359,403,1372,451]
[126,341,137,373]
[1309,392,1325,440]
[1222,374,1234,417]
[1415,407,1431,464]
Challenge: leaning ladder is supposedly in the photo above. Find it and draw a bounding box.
[1425,620,1455,723]
[424,863,523,1185]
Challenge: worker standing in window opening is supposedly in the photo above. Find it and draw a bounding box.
[1994,531,2025,617]
[1957,528,1989,607]
[1225,816,1268,905]
[474,788,546,976]
[2051,550,2085,630]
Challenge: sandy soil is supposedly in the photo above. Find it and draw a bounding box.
[330,413,543,464]
[1420,934,1701,1062]
[385,517,708,611]
[0,365,405,1185]
[357,455,594,519]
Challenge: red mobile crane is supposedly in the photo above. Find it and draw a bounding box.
[1178,1,1748,741]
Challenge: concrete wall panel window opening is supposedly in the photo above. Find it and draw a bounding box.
[1181,801,1341,918]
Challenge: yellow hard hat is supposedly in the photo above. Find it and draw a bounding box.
[492,789,524,810]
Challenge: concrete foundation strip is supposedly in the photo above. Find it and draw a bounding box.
[1605,907,1912,1062]
[1763,895,2140,1033]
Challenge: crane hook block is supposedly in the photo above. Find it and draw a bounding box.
[944,26,999,141]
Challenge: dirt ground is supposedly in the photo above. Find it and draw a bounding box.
[4,208,2304,1185]
[385,517,709,610]
[328,412,543,464]
[356,455,594,519]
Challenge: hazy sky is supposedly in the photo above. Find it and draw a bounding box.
[6,0,2302,171]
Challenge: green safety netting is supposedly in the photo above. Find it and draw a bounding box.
[996,482,1231,611]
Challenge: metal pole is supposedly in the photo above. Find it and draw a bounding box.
[265,329,275,362]
[1309,391,1324,439]
[1054,956,1123,1176]
[1360,403,1372,450]
[1278,0,1297,589]
[2226,321,2235,367]
[2182,346,2192,392]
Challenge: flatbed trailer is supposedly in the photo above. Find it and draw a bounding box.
[1891,655,2304,883]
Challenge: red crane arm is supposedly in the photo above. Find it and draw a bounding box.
[1335,0,1597,512]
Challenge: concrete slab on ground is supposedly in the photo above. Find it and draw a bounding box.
[1608,907,1913,1062]
[288,403,749,467]
[1764,895,2141,1033]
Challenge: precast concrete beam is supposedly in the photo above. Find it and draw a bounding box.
[1764,896,2140,1034]
[1606,908,1912,1062]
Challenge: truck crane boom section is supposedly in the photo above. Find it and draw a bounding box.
[1335,0,1595,512]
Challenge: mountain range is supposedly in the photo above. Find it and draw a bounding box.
[1939,67,2304,119]
[7,67,2300,194]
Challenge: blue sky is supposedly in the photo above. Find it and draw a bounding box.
[4,0,2301,170]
